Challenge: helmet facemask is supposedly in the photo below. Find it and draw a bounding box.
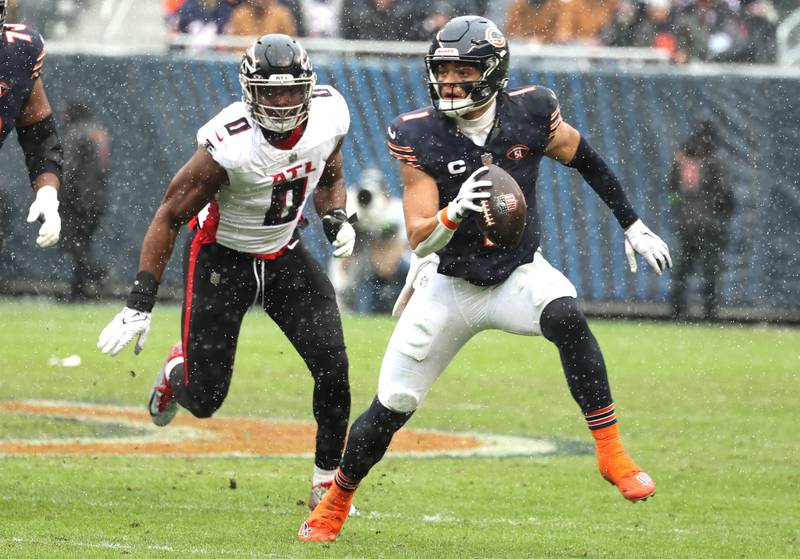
[239,43,317,134]
[0,0,6,30]
[240,73,316,133]
[426,56,502,117]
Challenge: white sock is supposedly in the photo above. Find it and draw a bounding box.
[312,466,336,486]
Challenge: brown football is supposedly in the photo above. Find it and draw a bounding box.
[474,164,527,248]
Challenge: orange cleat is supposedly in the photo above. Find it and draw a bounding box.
[298,482,354,542]
[596,439,656,502]
[308,480,359,516]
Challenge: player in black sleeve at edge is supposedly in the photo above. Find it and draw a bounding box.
[0,0,64,249]
[299,15,672,542]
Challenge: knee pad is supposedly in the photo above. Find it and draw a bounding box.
[379,389,420,414]
[540,296,589,343]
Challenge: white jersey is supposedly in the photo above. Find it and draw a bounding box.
[195,85,350,255]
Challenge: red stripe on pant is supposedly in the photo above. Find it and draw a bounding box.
[181,232,204,385]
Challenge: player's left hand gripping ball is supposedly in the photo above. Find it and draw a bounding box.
[623,219,672,275]
[26,185,61,247]
[97,307,152,356]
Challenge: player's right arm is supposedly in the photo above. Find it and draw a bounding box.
[97,148,227,357]
[137,147,227,282]
[12,26,65,248]
[389,118,490,257]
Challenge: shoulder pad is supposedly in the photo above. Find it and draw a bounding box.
[506,85,562,139]
[3,24,46,78]
[386,111,433,169]
[310,85,349,136]
[196,102,253,169]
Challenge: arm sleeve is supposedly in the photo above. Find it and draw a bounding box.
[17,114,64,185]
[566,136,639,229]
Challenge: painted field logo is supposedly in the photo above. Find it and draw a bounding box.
[0,400,582,458]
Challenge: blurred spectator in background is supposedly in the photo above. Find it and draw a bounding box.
[632,0,707,63]
[340,0,413,41]
[328,168,409,313]
[407,0,487,41]
[601,0,647,47]
[668,116,734,320]
[505,0,615,44]
[504,0,561,43]
[228,0,296,37]
[164,0,188,31]
[175,0,235,52]
[298,0,343,37]
[676,0,748,62]
[738,0,779,63]
[552,0,616,44]
[59,102,110,302]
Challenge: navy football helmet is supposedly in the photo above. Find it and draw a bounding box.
[239,34,316,133]
[425,16,510,117]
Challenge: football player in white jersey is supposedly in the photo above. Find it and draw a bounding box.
[98,34,358,513]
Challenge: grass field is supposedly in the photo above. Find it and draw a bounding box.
[0,299,797,558]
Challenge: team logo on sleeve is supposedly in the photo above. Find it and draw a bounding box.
[505,144,529,161]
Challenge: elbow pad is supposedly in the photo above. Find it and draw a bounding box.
[566,136,638,228]
[413,209,458,258]
[17,115,64,185]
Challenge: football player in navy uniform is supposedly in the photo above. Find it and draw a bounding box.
[98,34,358,514]
[0,0,63,248]
[299,16,671,541]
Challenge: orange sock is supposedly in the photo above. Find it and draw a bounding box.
[591,422,641,483]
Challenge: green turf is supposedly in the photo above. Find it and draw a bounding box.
[0,299,797,558]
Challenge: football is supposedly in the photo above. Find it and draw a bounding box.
[474,164,527,248]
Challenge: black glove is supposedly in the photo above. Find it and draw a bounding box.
[321,208,348,244]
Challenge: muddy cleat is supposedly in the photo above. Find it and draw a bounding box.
[298,483,354,542]
[308,481,359,517]
[147,341,182,427]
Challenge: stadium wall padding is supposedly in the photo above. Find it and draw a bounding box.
[0,54,798,311]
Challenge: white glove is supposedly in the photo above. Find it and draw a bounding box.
[446,166,492,222]
[391,253,439,317]
[97,307,152,356]
[624,219,672,275]
[332,221,356,258]
[26,185,61,247]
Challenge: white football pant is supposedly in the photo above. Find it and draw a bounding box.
[377,250,577,413]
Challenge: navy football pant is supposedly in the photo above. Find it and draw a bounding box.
[167,230,351,470]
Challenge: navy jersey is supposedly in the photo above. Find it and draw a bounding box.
[387,85,563,286]
[0,24,46,148]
